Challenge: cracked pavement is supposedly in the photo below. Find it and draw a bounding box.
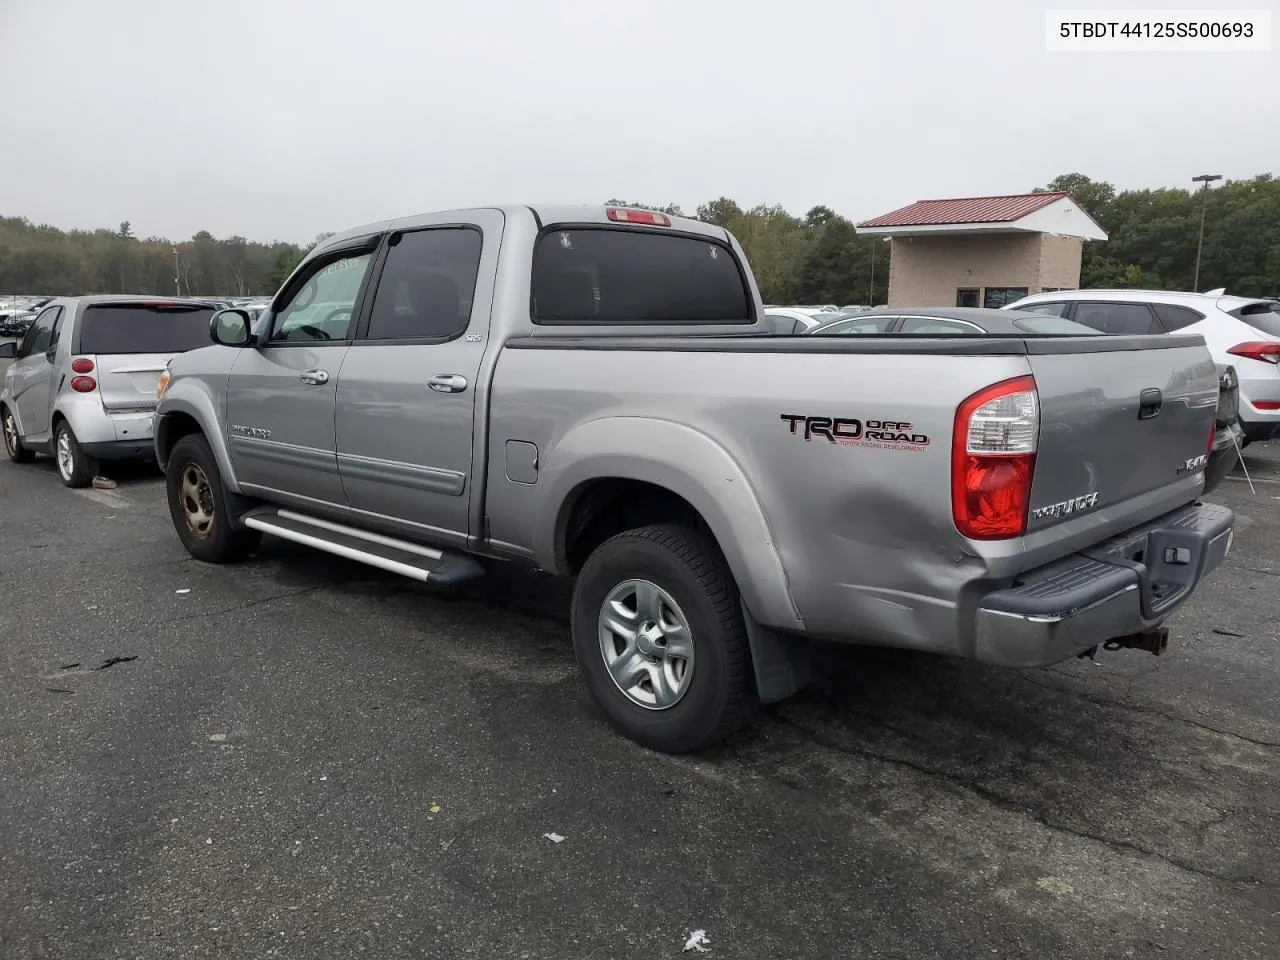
[0,401,1277,957]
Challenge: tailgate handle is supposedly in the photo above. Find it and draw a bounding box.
[1138,388,1163,419]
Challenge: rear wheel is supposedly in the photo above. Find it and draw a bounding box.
[2,406,35,464]
[54,422,95,487]
[166,433,261,563]
[570,523,756,753]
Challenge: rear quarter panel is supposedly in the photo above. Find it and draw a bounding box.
[486,342,1032,652]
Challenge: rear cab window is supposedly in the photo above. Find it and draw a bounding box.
[77,302,217,354]
[1229,301,1280,338]
[531,227,753,324]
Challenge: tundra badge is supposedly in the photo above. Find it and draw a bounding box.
[1177,454,1208,475]
[1030,492,1100,521]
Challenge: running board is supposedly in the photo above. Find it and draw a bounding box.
[241,507,484,586]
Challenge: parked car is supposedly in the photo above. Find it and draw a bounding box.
[152,205,1232,753]
[807,307,1242,493]
[763,307,828,334]
[1,311,37,337]
[0,297,220,486]
[1006,290,1280,446]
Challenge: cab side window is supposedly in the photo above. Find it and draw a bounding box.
[365,228,483,341]
[270,251,374,343]
[18,306,61,358]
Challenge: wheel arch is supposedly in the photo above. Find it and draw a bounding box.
[536,417,802,632]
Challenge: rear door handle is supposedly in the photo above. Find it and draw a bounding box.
[299,369,329,385]
[428,374,468,393]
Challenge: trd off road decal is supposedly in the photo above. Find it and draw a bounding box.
[780,414,930,451]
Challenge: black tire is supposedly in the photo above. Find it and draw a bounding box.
[570,523,756,753]
[2,405,35,464]
[53,421,95,488]
[165,433,261,563]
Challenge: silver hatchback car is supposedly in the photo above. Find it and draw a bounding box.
[0,296,218,486]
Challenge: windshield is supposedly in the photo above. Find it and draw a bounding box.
[1010,315,1104,335]
[77,303,216,355]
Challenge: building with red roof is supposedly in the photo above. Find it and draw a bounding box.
[856,192,1108,308]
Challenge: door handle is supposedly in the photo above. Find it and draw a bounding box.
[428,374,468,393]
[299,369,329,385]
[1138,388,1162,419]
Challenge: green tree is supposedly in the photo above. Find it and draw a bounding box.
[266,247,306,292]
[694,197,743,228]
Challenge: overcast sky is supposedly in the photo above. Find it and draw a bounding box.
[1,0,1275,244]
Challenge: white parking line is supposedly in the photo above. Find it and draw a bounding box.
[74,488,134,509]
[1224,473,1280,485]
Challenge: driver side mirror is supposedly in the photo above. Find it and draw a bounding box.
[210,309,254,347]
[0,341,15,359]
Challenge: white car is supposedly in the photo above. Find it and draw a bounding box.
[1006,289,1280,444]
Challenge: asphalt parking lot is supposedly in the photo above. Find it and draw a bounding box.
[2,350,1278,959]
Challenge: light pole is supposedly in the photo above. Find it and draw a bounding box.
[1191,173,1222,292]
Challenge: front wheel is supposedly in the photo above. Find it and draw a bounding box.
[54,422,95,487]
[2,406,35,463]
[165,433,261,563]
[570,524,756,753]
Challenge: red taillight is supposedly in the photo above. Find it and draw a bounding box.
[1208,420,1216,455]
[606,207,671,226]
[71,357,94,374]
[70,376,97,393]
[1227,341,1280,364]
[1252,400,1280,410]
[952,375,1039,540]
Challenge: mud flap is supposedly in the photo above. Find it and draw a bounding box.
[741,601,811,703]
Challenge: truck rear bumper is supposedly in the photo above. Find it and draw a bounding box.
[975,501,1234,668]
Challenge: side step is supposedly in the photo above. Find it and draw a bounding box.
[241,507,484,586]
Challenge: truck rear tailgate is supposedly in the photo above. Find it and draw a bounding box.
[1024,335,1218,533]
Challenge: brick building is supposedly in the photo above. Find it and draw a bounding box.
[855,193,1108,309]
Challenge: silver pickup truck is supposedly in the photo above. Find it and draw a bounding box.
[153,205,1234,753]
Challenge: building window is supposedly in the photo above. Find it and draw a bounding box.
[956,288,980,308]
[982,287,1030,309]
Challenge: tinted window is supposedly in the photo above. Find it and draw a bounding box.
[1011,315,1103,335]
[366,228,482,341]
[78,303,216,354]
[1016,301,1069,317]
[1152,303,1205,331]
[272,251,374,343]
[811,316,896,335]
[897,316,981,334]
[532,228,751,324]
[1073,302,1158,335]
[1231,301,1280,338]
[19,306,60,357]
[956,288,980,308]
[983,287,1029,309]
